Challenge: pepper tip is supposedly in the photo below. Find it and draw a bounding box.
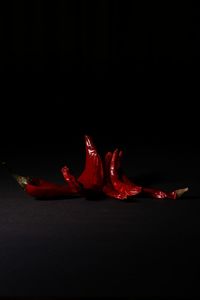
[84,134,96,149]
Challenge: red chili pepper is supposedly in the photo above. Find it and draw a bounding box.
[109,149,142,198]
[1,136,188,201]
[61,166,81,193]
[25,178,80,199]
[78,135,104,191]
[103,150,188,200]
[2,162,80,199]
[103,151,127,200]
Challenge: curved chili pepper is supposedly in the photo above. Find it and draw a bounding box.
[105,150,188,200]
[61,166,81,193]
[2,162,80,199]
[109,149,142,198]
[78,135,104,191]
[115,151,188,199]
[102,151,127,200]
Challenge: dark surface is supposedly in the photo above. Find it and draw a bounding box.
[0,144,199,298]
[1,1,200,298]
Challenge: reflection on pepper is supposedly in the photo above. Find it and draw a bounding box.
[1,136,188,200]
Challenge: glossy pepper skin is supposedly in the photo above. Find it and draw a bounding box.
[102,151,127,200]
[78,135,104,191]
[104,148,188,200]
[109,149,142,198]
[16,176,80,199]
[2,136,188,200]
[61,166,81,193]
[1,162,80,199]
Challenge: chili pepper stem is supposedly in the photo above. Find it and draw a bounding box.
[175,187,189,198]
[1,161,29,190]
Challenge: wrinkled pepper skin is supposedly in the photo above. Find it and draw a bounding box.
[2,135,188,200]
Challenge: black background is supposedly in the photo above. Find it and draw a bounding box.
[0,1,199,149]
[0,1,200,299]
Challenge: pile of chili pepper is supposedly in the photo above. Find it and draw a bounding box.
[1,135,188,200]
